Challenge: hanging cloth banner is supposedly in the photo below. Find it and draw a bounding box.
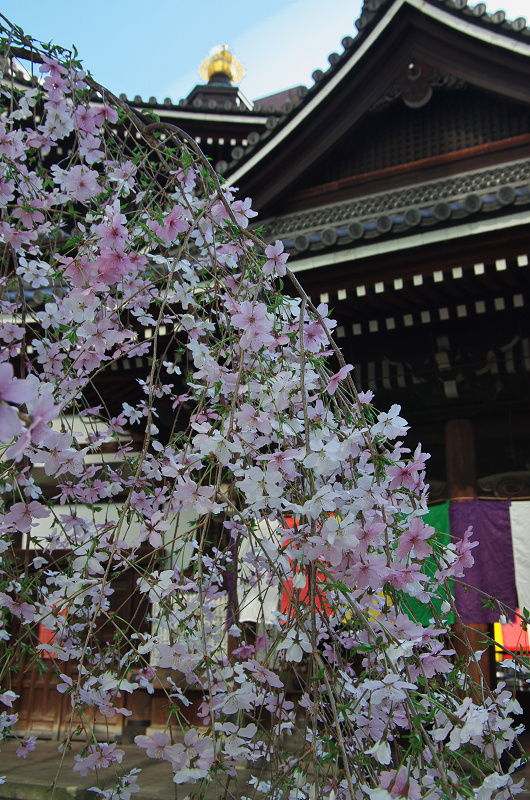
[403,501,454,626]
[508,500,530,619]
[450,499,516,623]
[281,517,333,620]
[237,519,281,626]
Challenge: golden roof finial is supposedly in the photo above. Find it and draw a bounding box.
[199,45,245,85]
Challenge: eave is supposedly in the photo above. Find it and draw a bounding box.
[226,0,530,210]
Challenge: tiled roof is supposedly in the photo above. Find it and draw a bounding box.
[120,92,276,116]
[223,0,530,178]
[355,0,529,42]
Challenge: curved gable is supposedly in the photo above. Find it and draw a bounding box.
[229,0,530,214]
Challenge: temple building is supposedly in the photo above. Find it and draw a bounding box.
[126,0,530,504]
[10,0,530,737]
[124,0,530,706]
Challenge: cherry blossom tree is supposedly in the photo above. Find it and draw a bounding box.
[0,15,526,800]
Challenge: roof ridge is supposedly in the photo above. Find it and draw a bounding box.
[354,0,529,41]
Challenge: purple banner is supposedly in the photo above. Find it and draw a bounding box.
[450,499,516,623]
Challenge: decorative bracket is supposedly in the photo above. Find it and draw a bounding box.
[370,61,467,112]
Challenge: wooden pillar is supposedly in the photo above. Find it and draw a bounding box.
[445,419,476,500]
[445,419,492,693]
[452,622,491,695]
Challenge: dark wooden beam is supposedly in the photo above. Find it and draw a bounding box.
[287,134,530,208]
[446,419,476,499]
[288,225,530,297]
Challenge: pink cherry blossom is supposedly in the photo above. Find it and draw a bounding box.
[326,363,354,395]
[59,166,100,202]
[346,553,391,590]
[134,732,185,767]
[2,501,49,534]
[0,691,17,707]
[39,55,68,79]
[0,362,37,441]
[447,524,479,577]
[27,392,60,444]
[149,206,189,245]
[93,208,128,248]
[231,300,274,351]
[371,404,409,439]
[396,517,434,560]
[264,240,289,276]
[244,658,284,688]
[0,592,36,622]
[137,510,171,548]
[73,744,124,775]
[380,767,422,800]
[230,197,258,228]
[16,737,37,759]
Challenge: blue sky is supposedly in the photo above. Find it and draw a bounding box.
[2,0,529,103]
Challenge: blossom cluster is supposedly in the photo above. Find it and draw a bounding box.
[0,19,524,800]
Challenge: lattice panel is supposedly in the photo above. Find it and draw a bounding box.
[299,89,530,187]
